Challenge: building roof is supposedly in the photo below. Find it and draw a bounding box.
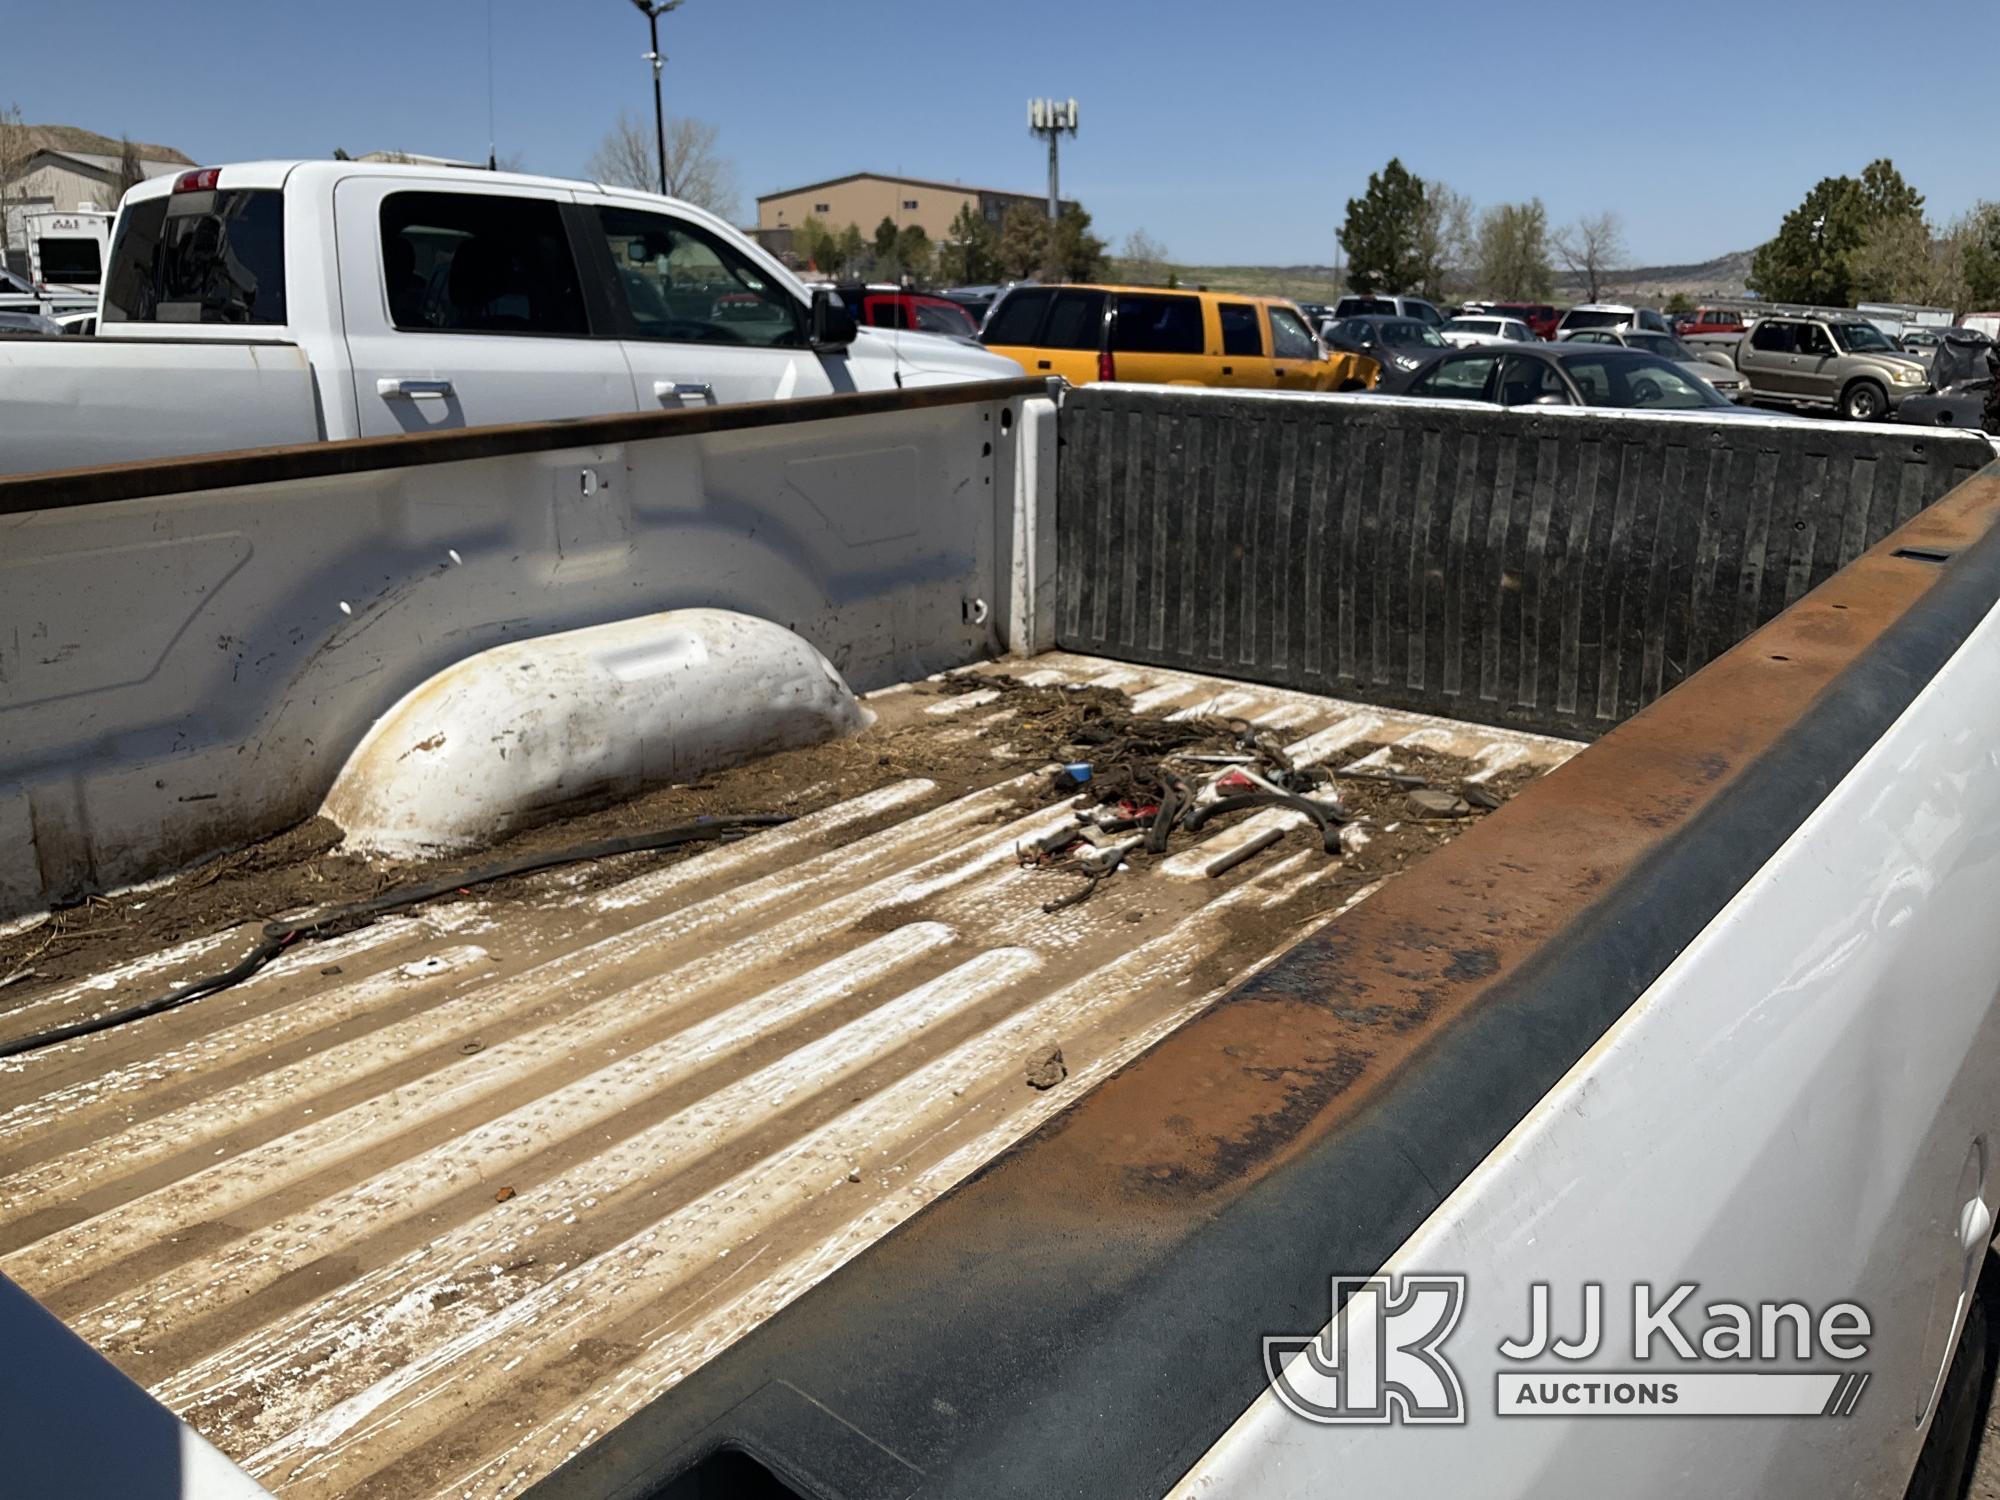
[757,170,1054,204]
[27,150,187,178]
[15,124,195,166]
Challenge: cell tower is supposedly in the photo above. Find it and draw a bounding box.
[1028,98,1079,222]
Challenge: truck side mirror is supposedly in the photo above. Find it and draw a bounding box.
[809,288,857,352]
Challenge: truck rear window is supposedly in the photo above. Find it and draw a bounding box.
[38,237,101,286]
[103,189,287,326]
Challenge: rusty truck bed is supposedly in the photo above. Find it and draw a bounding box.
[0,652,1577,1498]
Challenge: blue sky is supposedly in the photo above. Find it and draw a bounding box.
[11,0,1996,267]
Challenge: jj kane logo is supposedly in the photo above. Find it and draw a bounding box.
[1266,1277,1872,1424]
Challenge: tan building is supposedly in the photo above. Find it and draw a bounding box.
[2,125,196,262]
[757,171,1076,243]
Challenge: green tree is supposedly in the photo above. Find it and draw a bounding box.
[937,202,999,285]
[873,215,900,261]
[1341,158,1427,294]
[1859,158,1924,226]
[794,215,839,274]
[1044,204,1107,281]
[1957,203,2000,310]
[835,223,867,275]
[1665,291,1693,315]
[1475,200,1553,300]
[894,223,933,283]
[997,203,1050,281]
[1748,176,1871,306]
[1750,161,1924,309]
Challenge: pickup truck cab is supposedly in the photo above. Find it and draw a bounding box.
[0,161,1019,474]
[1734,314,1930,421]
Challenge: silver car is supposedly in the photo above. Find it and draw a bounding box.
[1559,326,1749,401]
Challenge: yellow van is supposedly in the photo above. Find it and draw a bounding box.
[979,283,1377,392]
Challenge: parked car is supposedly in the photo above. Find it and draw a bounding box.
[1485,300,1560,340]
[1896,332,1995,427]
[0,160,1025,475]
[1440,314,1537,348]
[937,284,1008,326]
[1732,315,1930,421]
[835,286,982,342]
[1680,305,1749,336]
[1964,312,2000,341]
[1558,326,1750,400]
[1895,325,1987,369]
[1555,302,1674,338]
[1322,314,1451,377]
[1382,341,1752,414]
[1330,293,1447,329]
[1677,305,1754,359]
[1896,387,1989,427]
[1294,300,1334,325]
[981,284,1375,391]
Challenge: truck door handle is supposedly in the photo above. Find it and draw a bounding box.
[654,381,717,407]
[376,377,455,400]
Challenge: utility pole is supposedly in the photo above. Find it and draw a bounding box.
[629,0,684,196]
[1028,98,1078,222]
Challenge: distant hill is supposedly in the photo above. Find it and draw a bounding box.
[21,124,196,165]
[1104,260,1343,301]
[1567,248,1755,302]
[1105,248,1756,305]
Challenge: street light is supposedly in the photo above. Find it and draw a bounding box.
[628,0,684,197]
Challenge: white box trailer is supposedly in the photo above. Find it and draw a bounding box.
[21,207,109,317]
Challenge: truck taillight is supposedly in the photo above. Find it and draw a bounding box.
[1098,350,1116,383]
[174,169,221,194]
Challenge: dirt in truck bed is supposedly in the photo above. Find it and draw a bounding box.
[0,653,1579,1499]
[2,668,1533,1007]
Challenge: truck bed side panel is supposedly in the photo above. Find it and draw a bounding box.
[0,381,1045,915]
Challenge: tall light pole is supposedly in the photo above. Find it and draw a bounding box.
[629,0,684,196]
[1028,98,1079,222]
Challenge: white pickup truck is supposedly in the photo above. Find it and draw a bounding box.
[0,161,1019,475]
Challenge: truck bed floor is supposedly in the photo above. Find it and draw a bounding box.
[0,652,1577,1498]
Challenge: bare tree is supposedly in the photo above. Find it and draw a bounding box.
[0,103,33,263]
[1551,211,1626,302]
[1121,228,1170,285]
[586,109,738,221]
[114,136,146,203]
[1415,183,1474,300]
